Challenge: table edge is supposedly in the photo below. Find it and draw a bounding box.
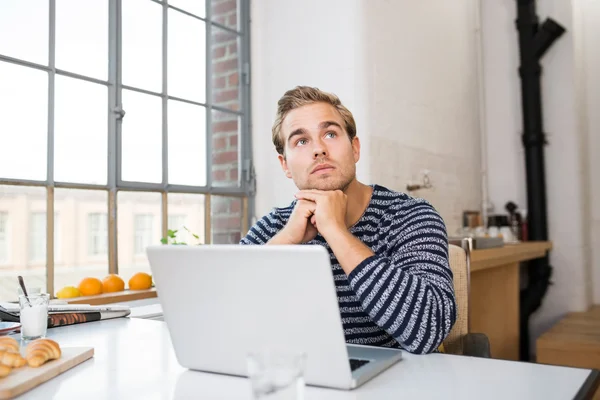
[574,369,600,400]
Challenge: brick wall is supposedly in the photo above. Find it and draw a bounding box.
[211,196,242,244]
[210,0,243,244]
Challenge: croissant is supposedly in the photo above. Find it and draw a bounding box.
[0,337,19,353]
[26,338,61,368]
[0,364,11,378]
[0,350,26,368]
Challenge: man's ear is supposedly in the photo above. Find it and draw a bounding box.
[352,136,361,163]
[278,154,293,179]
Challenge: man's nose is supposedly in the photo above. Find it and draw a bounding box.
[313,143,327,159]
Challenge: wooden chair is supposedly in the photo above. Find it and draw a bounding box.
[443,238,491,357]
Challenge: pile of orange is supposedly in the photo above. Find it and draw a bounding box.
[55,272,153,299]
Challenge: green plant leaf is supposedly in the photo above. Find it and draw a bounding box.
[184,226,200,240]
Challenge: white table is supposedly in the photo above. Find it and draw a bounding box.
[11,317,599,400]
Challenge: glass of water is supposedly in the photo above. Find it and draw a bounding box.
[247,350,306,400]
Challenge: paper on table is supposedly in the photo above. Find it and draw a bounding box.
[0,302,130,315]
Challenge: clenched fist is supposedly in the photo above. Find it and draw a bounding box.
[267,199,318,244]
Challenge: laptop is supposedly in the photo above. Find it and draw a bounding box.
[146,244,402,390]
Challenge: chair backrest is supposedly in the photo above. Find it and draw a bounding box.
[443,238,472,354]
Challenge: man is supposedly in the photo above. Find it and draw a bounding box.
[240,86,456,354]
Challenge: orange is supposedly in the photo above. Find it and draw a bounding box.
[129,272,153,291]
[102,274,125,293]
[78,277,103,296]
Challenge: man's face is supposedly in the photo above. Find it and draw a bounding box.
[278,102,360,191]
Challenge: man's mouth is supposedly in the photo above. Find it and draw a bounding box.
[311,164,335,174]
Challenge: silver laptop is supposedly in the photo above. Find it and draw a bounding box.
[146,244,402,390]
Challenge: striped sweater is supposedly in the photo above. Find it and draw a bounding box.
[240,184,456,354]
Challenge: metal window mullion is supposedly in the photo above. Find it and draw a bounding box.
[122,85,163,98]
[240,0,254,229]
[204,194,211,244]
[206,1,213,190]
[0,178,47,187]
[161,0,169,240]
[108,0,122,274]
[168,4,208,23]
[0,55,52,73]
[54,69,109,86]
[46,0,56,297]
[204,0,213,243]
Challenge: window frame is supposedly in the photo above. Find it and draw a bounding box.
[0,0,253,297]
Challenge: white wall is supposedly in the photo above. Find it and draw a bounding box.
[362,0,482,234]
[577,0,600,304]
[251,0,482,235]
[250,0,368,218]
[482,0,593,357]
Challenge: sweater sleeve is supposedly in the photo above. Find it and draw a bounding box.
[239,209,287,245]
[347,199,457,354]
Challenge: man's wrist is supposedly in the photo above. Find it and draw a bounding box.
[318,222,347,241]
[267,229,296,245]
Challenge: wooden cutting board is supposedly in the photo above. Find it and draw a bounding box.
[0,347,94,399]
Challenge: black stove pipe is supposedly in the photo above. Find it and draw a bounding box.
[515,0,565,361]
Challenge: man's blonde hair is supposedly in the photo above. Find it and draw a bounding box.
[271,86,357,155]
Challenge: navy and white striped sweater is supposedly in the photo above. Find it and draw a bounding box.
[240,184,456,354]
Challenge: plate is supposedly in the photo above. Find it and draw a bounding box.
[0,322,21,335]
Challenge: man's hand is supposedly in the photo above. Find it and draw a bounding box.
[294,189,373,274]
[294,190,347,237]
[267,200,318,244]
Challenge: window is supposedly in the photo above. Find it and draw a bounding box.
[29,212,60,263]
[29,213,46,262]
[89,213,108,256]
[0,2,251,299]
[0,212,7,264]
[168,214,188,243]
[134,215,154,255]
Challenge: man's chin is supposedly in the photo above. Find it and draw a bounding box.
[300,178,352,191]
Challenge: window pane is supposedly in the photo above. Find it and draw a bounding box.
[0,63,48,181]
[0,212,8,265]
[29,212,46,262]
[168,193,205,244]
[121,90,162,183]
[169,0,206,18]
[55,76,108,185]
[122,0,162,92]
[168,100,207,186]
[88,213,108,256]
[211,0,239,31]
[134,214,154,255]
[211,27,240,111]
[211,110,240,187]
[168,9,206,102]
[28,211,60,264]
[0,185,47,301]
[0,1,48,65]
[53,189,109,297]
[56,0,108,80]
[211,196,243,244]
[118,192,161,285]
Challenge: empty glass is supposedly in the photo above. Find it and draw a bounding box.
[247,350,306,400]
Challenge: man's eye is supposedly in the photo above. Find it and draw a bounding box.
[296,138,308,146]
[325,131,337,138]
